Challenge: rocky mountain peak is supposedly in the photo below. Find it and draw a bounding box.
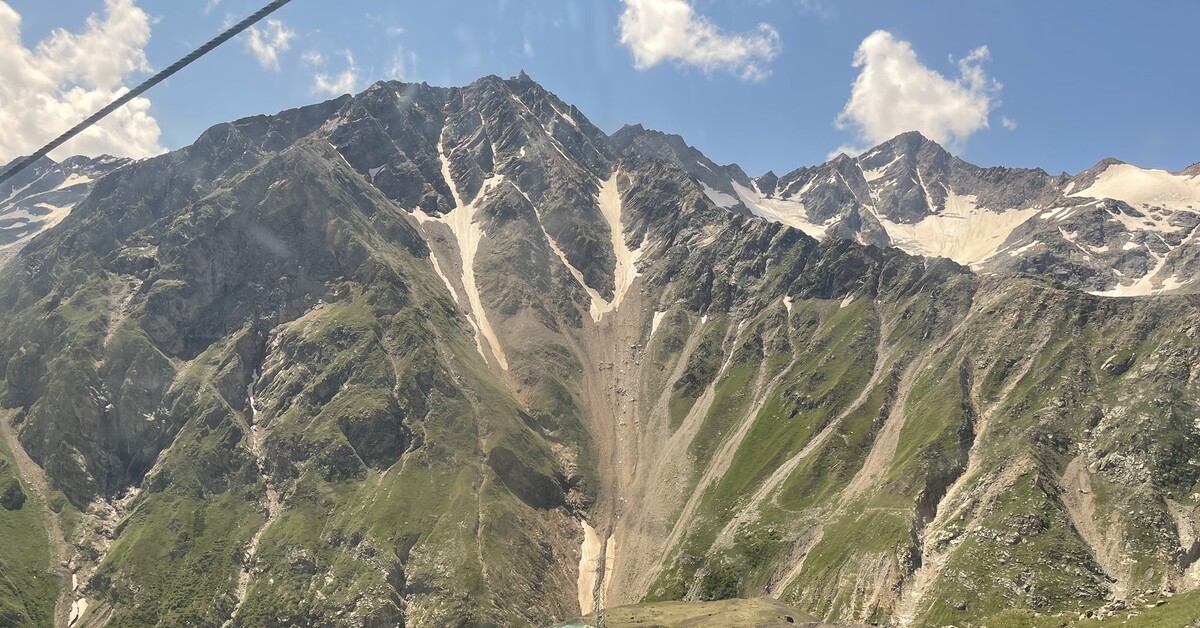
[0,73,1198,628]
[871,129,936,154]
[0,153,130,269]
[610,122,751,194]
[755,170,779,196]
[1066,156,1130,193]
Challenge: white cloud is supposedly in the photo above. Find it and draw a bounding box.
[618,0,781,81]
[386,47,418,81]
[300,50,325,66]
[523,37,534,58]
[0,0,164,163]
[313,51,359,96]
[203,0,221,16]
[795,0,828,16]
[244,18,293,71]
[1001,115,1018,131]
[834,30,1001,154]
[827,145,861,160]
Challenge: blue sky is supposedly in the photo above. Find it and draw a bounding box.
[3,0,1198,177]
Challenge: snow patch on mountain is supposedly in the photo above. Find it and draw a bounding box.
[877,194,1038,266]
[515,181,614,323]
[598,170,642,315]
[54,174,93,191]
[1071,163,1200,211]
[1091,264,1174,297]
[731,181,829,239]
[433,136,509,370]
[577,520,603,614]
[861,156,901,182]
[700,184,738,209]
[651,310,666,337]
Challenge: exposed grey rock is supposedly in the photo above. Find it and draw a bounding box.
[0,154,130,269]
[0,71,1197,628]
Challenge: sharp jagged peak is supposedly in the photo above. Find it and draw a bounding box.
[610,123,684,144]
[1068,156,1128,188]
[609,122,755,191]
[859,130,950,164]
[883,129,934,147]
[1080,156,1127,173]
[609,122,737,171]
[754,170,779,197]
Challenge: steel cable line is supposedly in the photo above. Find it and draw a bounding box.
[0,0,297,187]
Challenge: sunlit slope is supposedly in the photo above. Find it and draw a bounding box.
[0,74,1197,627]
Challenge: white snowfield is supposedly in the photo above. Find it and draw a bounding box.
[55,174,92,191]
[0,201,79,257]
[411,211,462,305]
[712,178,1033,268]
[1048,164,1200,297]
[693,156,1200,298]
[861,156,900,182]
[879,194,1040,267]
[416,161,642,367]
[700,183,738,209]
[512,179,612,323]
[703,181,831,240]
[598,170,643,316]
[1089,222,1199,298]
[651,310,666,337]
[429,136,510,370]
[1070,163,1200,212]
[515,170,641,323]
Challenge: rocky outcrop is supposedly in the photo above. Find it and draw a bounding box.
[0,154,129,270]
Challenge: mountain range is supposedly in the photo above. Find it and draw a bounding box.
[0,155,130,271]
[0,72,1198,627]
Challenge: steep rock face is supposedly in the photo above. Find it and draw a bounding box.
[0,154,130,270]
[609,124,752,198]
[0,74,1197,628]
[0,94,586,625]
[617,126,1199,296]
[997,162,1200,296]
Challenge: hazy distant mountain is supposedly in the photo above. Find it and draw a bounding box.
[0,74,1197,627]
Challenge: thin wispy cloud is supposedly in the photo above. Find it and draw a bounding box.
[618,0,781,82]
[387,47,418,81]
[300,50,325,66]
[313,50,359,96]
[832,30,1002,156]
[244,18,294,71]
[0,0,164,162]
